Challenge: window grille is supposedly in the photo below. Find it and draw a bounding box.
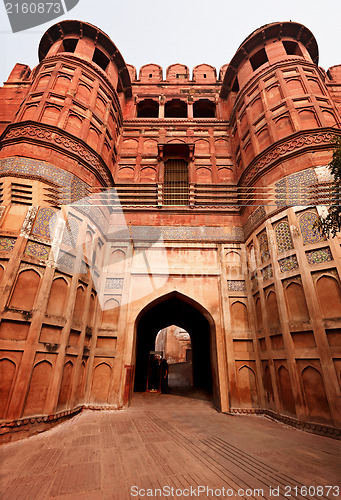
[11,182,33,205]
[163,159,189,205]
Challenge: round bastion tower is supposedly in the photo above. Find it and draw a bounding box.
[0,20,132,197]
[219,23,341,427]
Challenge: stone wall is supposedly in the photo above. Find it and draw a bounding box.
[0,19,340,442]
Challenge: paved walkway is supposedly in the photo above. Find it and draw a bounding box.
[0,393,340,499]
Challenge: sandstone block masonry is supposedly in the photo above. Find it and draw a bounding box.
[0,20,340,442]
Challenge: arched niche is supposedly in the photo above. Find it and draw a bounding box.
[196,167,212,183]
[101,298,120,327]
[231,301,249,331]
[9,269,41,311]
[47,277,68,316]
[73,286,85,324]
[256,127,271,151]
[301,366,331,423]
[65,113,83,136]
[121,138,138,153]
[316,275,341,319]
[237,365,259,407]
[53,74,71,91]
[77,83,92,103]
[57,361,74,409]
[278,365,296,416]
[285,282,310,322]
[255,297,263,331]
[298,109,319,129]
[0,358,16,418]
[266,84,282,106]
[263,364,274,408]
[41,105,60,125]
[89,292,96,327]
[118,167,134,180]
[23,360,52,416]
[76,360,87,403]
[35,73,50,91]
[286,78,305,96]
[140,166,156,182]
[195,139,210,154]
[22,105,38,121]
[87,127,100,150]
[225,250,242,275]
[110,249,126,273]
[143,139,158,155]
[266,290,281,327]
[275,115,293,139]
[91,363,111,403]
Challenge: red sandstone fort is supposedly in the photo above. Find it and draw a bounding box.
[0,20,340,442]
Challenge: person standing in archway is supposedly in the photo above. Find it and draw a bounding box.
[147,353,162,392]
[161,358,169,393]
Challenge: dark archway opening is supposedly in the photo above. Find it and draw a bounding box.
[155,326,193,390]
[165,99,187,118]
[134,294,216,401]
[193,99,216,118]
[137,99,159,118]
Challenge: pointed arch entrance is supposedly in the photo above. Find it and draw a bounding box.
[133,292,221,408]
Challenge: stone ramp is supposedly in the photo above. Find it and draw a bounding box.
[0,394,339,499]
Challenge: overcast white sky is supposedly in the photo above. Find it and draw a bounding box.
[0,0,340,84]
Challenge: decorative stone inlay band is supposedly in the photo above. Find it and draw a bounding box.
[261,265,273,280]
[306,247,333,265]
[1,122,113,186]
[25,241,50,261]
[105,278,124,289]
[240,129,341,186]
[278,255,299,272]
[0,237,16,252]
[123,225,244,242]
[227,280,246,291]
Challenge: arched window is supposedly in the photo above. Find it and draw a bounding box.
[92,48,109,72]
[283,41,303,57]
[137,99,159,118]
[163,159,189,205]
[59,38,78,53]
[193,99,216,118]
[250,48,268,71]
[165,99,187,118]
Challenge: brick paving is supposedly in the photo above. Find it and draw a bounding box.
[0,393,340,500]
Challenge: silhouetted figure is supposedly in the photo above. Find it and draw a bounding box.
[147,354,161,391]
[161,359,169,393]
